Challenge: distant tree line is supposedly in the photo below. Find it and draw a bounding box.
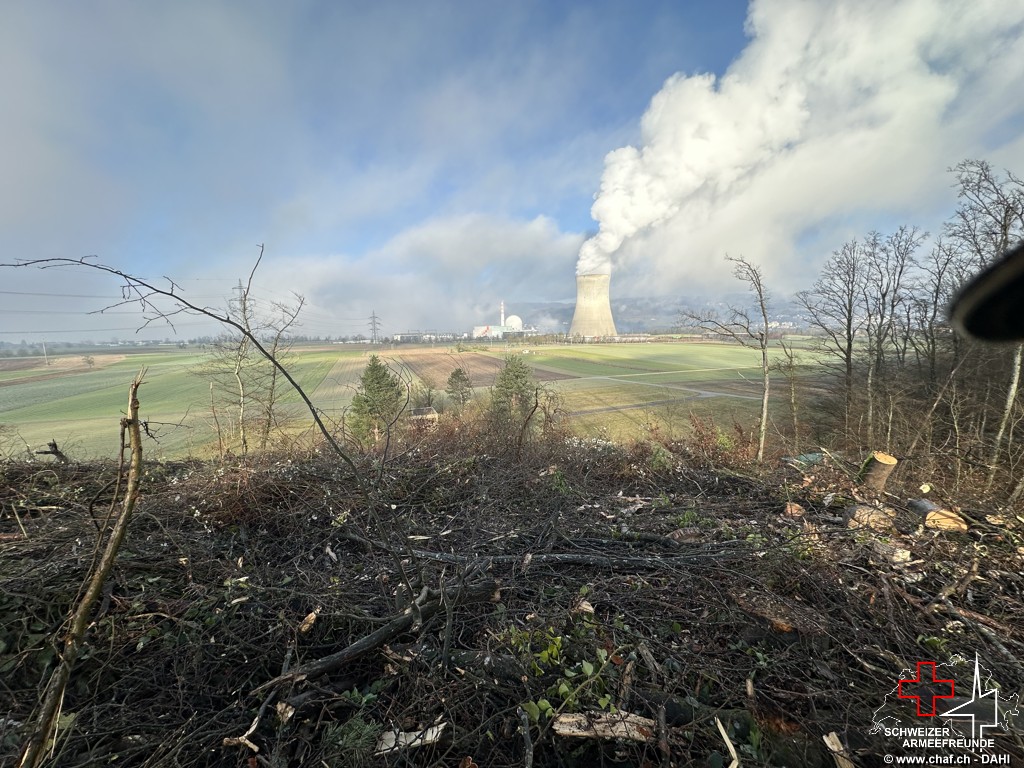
[344,352,562,462]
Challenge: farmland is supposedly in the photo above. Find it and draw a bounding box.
[0,341,814,458]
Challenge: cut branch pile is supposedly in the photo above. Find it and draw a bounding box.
[1,437,1022,767]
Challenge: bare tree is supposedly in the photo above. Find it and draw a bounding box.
[199,248,305,455]
[948,159,1024,269]
[797,239,865,433]
[800,228,923,449]
[225,271,256,455]
[791,160,1024,497]
[682,256,771,462]
[773,339,803,453]
[879,226,925,369]
[254,296,304,451]
[905,239,964,388]
[857,227,923,445]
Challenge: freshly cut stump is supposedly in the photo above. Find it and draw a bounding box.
[858,451,898,492]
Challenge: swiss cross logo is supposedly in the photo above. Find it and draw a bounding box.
[898,661,955,716]
[871,653,1021,756]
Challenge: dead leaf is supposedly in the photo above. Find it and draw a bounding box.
[782,502,805,517]
[375,722,448,755]
[275,701,295,725]
[573,599,595,615]
[298,607,320,633]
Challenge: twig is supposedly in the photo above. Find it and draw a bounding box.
[440,572,454,671]
[517,707,534,768]
[406,547,747,569]
[715,716,741,768]
[823,732,855,768]
[33,440,68,464]
[223,688,279,755]
[223,645,294,755]
[84,476,118,535]
[19,370,147,768]
[890,580,1016,637]
[657,703,670,768]
[1,256,367,501]
[925,557,978,612]
[10,506,28,540]
[939,600,1024,674]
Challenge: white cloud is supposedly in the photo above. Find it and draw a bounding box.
[257,214,583,335]
[5,0,1023,341]
[581,0,1024,296]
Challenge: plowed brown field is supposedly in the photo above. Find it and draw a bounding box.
[0,353,125,387]
[395,350,574,388]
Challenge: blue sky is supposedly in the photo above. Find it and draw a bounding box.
[1,0,1022,340]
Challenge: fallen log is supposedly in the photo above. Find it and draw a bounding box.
[551,711,656,742]
[252,576,499,693]
[844,504,895,532]
[908,498,969,532]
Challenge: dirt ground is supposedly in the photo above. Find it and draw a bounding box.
[0,359,39,372]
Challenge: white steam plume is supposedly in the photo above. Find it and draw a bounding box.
[576,0,1024,282]
[576,63,806,274]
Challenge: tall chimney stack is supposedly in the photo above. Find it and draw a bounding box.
[569,274,617,337]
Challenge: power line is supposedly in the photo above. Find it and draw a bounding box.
[0,289,227,301]
[0,309,139,315]
[0,290,122,299]
[0,321,213,335]
[0,286,380,327]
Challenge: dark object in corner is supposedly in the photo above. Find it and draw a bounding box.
[949,240,1024,341]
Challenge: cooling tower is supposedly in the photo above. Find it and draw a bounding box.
[569,273,617,337]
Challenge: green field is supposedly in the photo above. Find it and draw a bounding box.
[527,343,779,440]
[0,341,814,458]
[0,347,367,458]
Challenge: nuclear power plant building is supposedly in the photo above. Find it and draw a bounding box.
[472,301,528,339]
[569,273,617,338]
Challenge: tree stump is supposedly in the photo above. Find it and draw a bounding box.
[909,498,969,532]
[845,504,896,531]
[857,451,898,492]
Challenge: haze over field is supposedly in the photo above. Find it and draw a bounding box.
[2,0,1023,340]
